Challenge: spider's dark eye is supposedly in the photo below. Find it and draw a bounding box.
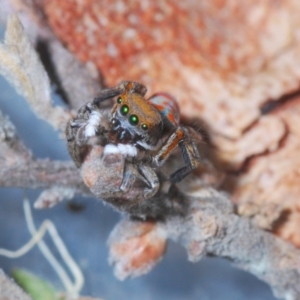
[141,124,148,131]
[129,114,139,126]
[120,105,129,116]
[117,97,122,104]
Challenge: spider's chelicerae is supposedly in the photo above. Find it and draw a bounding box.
[66,81,201,202]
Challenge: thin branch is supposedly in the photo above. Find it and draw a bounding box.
[0,219,52,259]
[0,108,87,197]
[108,189,300,300]
[0,158,87,193]
[34,187,76,209]
[170,189,300,300]
[0,15,72,131]
[23,199,84,297]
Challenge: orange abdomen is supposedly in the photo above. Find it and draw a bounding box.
[148,93,180,127]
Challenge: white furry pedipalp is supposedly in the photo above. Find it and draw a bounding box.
[84,111,102,137]
[117,144,137,157]
[103,144,119,155]
[103,143,137,157]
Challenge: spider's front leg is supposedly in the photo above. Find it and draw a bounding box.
[137,164,160,198]
[149,126,201,183]
[66,102,109,167]
[93,81,147,106]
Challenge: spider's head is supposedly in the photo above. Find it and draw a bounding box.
[111,90,163,149]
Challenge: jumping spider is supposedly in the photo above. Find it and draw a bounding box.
[66,81,201,203]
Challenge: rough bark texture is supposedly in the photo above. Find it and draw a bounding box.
[108,189,300,300]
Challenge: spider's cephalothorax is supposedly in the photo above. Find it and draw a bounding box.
[94,81,201,183]
[109,86,163,148]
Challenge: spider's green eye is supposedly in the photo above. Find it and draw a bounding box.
[129,114,139,126]
[120,105,129,116]
[117,97,122,104]
[141,124,148,131]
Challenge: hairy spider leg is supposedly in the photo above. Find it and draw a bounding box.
[93,86,124,106]
[151,126,201,183]
[93,81,147,106]
[148,93,200,182]
[169,127,201,182]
